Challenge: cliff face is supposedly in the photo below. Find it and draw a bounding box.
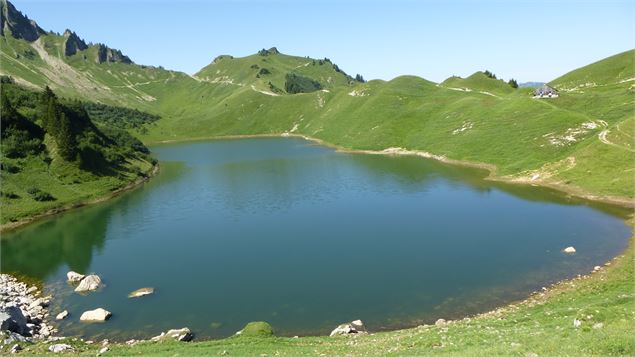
[95,44,133,64]
[63,29,88,56]
[0,0,45,41]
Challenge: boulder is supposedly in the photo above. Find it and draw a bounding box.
[329,320,366,336]
[74,275,102,293]
[55,310,69,320]
[128,287,154,298]
[563,246,576,254]
[79,308,111,322]
[67,271,85,283]
[435,318,447,327]
[0,306,30,336]
[151,327,193,342]
[49,344,73,353]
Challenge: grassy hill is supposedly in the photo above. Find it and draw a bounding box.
[550,49,635,90]
[439,71,516,96]
[195,47,360,94]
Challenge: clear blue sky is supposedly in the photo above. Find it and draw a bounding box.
[12,0,635,82]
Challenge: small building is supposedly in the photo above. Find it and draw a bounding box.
[533,85,559,98]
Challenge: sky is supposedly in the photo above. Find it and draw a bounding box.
[11,0,635,83]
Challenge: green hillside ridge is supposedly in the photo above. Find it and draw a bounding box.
[0,1,632,203]
[195,47,361,94]
[439,71,516,96]
[550,49,635,90]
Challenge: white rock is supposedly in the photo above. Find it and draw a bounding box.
[329,320,366,336]
[10,344,21,353]
[66,271,85,283]
[79,308,111,322]
[151,327,193,342]
[563,246,576,254]
[573,319,582,328]
[56,310,69,320]
[435,318,447,327]
[593,266,601,272]
[74,275,102,293]
[592,322,604,329]
[128,287,154,298]
[99,346,109,354]
[49,344,73,353]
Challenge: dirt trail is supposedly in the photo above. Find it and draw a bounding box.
[598,129,634,152]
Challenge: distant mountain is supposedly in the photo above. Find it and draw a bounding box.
[518,82,545,88]
[0,0,133,64]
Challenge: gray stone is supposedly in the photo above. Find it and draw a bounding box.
[128,287,154,298]
[10,344,22,353]
[79,308,111,322]
[329,320,367,336]
[151,327,193,342]
[74,275,102,293]
[55,310,69,320]
[49,344,73,353]
[66,271,85,283]
[0,306,30,336]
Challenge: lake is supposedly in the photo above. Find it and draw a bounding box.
[1,137,631,340]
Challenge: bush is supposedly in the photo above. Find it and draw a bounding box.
[284,73,322,94]
[237,321,274,337]
[26,187,56,201]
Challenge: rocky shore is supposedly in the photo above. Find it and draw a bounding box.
[0,274,59,352]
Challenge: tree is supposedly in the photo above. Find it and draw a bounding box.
[508,78,519,88]
[56,112,76,161]
[355,74,365,83]
[483,70,497,79]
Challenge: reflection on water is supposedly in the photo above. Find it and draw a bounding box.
[1,137,631,341]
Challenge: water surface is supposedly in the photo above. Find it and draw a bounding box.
[1,137,631,340]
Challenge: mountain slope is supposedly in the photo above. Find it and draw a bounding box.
[195,47,360,94]
[0,0,633,202]
[550,49,635,90]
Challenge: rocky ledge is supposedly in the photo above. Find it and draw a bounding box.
[0,274,57,347]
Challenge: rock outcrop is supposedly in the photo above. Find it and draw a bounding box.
[95,43,133,64]
[63,29,87,56]
[0,0,45,42]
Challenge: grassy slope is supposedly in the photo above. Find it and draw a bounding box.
[2,32,632,200]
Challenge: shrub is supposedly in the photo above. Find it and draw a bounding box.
[26,187,56,201]
[284,73,322,94]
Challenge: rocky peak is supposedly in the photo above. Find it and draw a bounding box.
[0,0,45,42]
[94,43,133,64]
[257,47,280,56]
[63,29,88,56]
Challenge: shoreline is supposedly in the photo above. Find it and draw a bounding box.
[0,163,160,234]
[151,133,634,209]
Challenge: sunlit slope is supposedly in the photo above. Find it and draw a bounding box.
[550,49,635,90]
[439,71,516,96]
[1,11,632,200]
[194,47,357,94]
